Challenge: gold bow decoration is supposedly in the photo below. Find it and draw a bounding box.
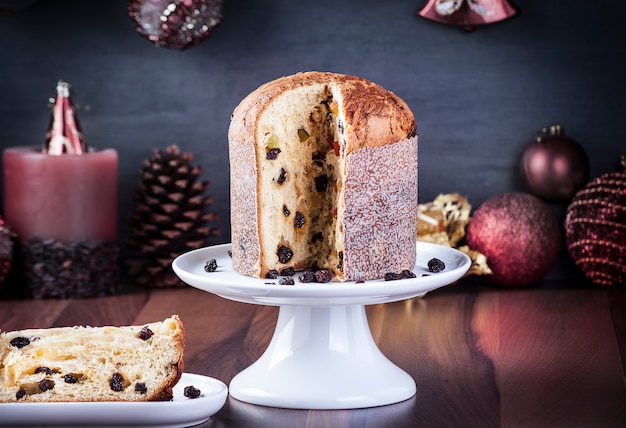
[417,193,492,277]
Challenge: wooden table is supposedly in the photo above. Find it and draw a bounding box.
[1,279,625,427]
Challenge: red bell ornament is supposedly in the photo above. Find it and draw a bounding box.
[418,0,519,31]
[520,124,590,202]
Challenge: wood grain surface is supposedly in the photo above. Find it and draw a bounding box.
[1,280,625,427]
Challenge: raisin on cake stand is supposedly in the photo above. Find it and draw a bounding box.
[173,242,471,410]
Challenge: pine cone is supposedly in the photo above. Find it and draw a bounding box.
[126,145,219,287]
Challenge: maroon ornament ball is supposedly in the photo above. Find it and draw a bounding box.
[0,216,16,284]
[564,165,626,287]
[520,124,589,202]
[466,192,562,287]
[129,0,223,50]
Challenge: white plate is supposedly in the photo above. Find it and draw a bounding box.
[173,242,471,306]
[0,373,227,427]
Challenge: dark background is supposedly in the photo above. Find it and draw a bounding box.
[1,0,624,281]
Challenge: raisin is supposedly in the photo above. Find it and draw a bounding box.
[35,367,60,375]
[15,389,26,400]
[280,267,295,276]
[311,232,323,243]
[10,337,30,348]
[338,119,345,135]
[277,245,293,264]
[39,379,54,392]
[266,148,281,160]
[184,385,201,399]
[400,269,417,279]
[135,382,147,394]
[227,250,232,258]
[276,168,287,185]
[267,270,279,279]
[298,271,316,283]
[138,326,153,340]
[315,269,332,283]
[384,272,403,281]
[337,252,344,269]
[283,205,291,216]
[110,372,126,392]
[427,258,446,273]
[315,174,328,192]
[294,212,305,229]
[204,259,218,272]
[64,374,79,384]
[356,279,365,284]
[279,277,295,286]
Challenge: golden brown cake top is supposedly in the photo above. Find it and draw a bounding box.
[228,71,416,156]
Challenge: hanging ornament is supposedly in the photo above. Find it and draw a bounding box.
[564,157,626,287]
[520,124,590,202]
[417,0,518,31]
[466,192,562,287]
[128,0,223,50]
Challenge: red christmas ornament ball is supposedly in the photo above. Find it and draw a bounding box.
[520,124,589,201]
[564,166,626,287]
[466,192,562,287]
[0,216,16,284]
[129,0,223,50]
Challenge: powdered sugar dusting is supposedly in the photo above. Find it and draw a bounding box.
[341,136,418,280]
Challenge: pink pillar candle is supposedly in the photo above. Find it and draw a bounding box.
[3,146,118,242]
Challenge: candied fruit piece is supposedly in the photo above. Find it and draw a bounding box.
[427,258,446,273]
[10,337,30,348]
[277,245,293,264]
[266,148,281,160]
[266,134,279,149]
[110,372,126,392]
[138,326,153,340]
[204,259,218,273]
[297,128,309,142]
[184,385,202,399]
[294,212,305,229]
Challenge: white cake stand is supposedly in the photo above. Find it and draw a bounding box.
[172,242,471,410]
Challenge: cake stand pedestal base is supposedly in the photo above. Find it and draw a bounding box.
[229,305,416,410]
